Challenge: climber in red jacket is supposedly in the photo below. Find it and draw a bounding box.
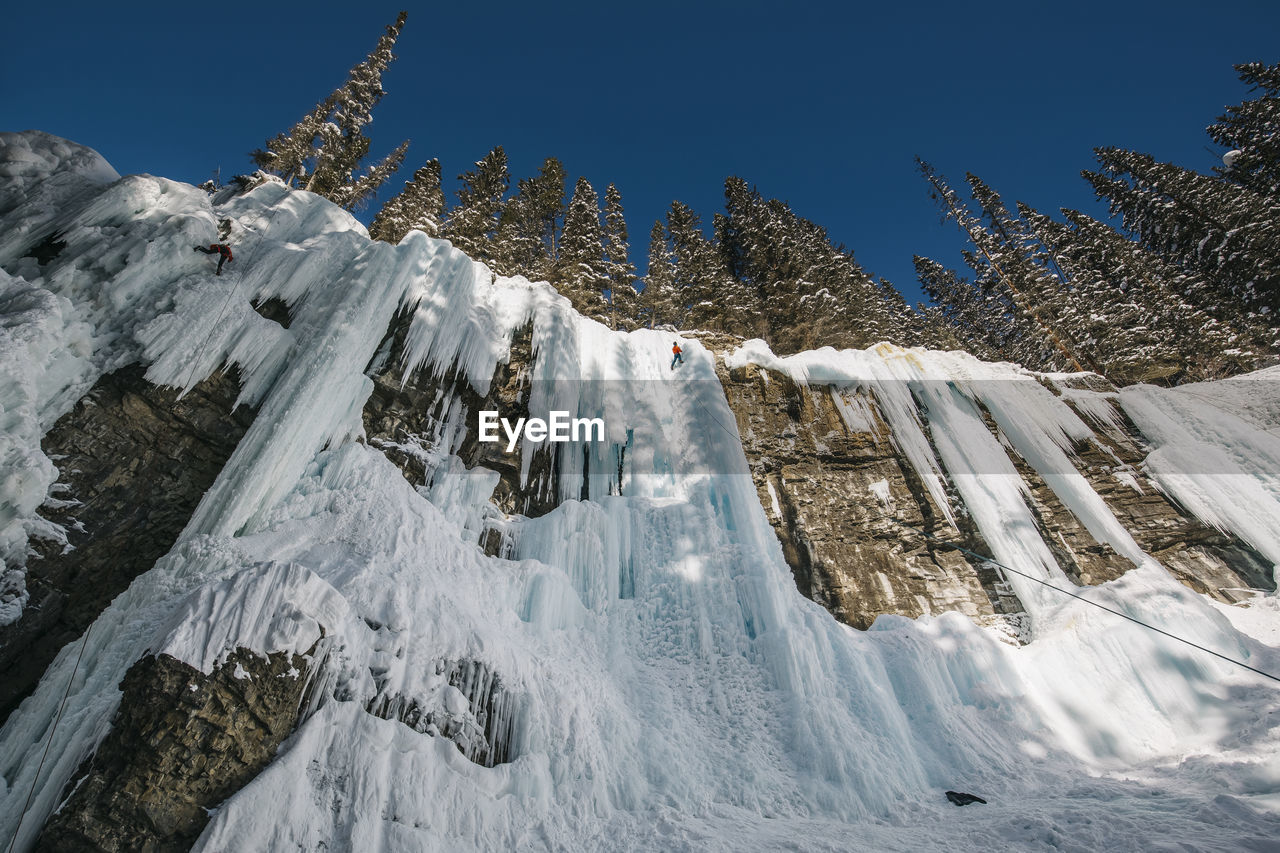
[671,342,683,371]
[193,243,233,275]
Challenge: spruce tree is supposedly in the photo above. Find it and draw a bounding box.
[917,159,1086,372]
[558,177,610,316]
[602,184,637,327]
[1023,204,1264,382]
[369,159,445,243]
[441,146,510,265]
[643,220,677,328]
[1085,146,1280,319]
[252,11,410,210]
[1209,62,1280,200]
[494,157,566,280]
[913,256,1007,361]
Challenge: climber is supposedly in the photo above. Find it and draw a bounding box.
[193,243,233,276]
[671,342,683,371]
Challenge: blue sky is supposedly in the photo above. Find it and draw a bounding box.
[5,0,1278,304]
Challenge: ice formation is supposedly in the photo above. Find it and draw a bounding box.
[1,131,1279,851]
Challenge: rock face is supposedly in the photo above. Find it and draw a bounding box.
[716,353,1273,635]
[720,359,1024,632]
[1052,384,1274,598]
[362,314,566,527]
[36,648,312,853]
[0,366,255,726]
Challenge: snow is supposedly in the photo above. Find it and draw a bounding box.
[1,132,1279,852]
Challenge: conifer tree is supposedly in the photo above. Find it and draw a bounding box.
[917,159,1086,372]
[1209,62,1280,200]
[369,159,445,243]
[1022,204,1264,382]
[441,146,510,264]
[494,157,566,279]
[667,201,744,330]
[558,177,610,315]
[252,11,410,210]
[602,184,637,327]
[643,220,677,328]
[1085,147,1280,319]
[913,256,1007,361]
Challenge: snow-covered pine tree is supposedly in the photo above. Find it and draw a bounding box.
[441,146,510,265]
[251,96,336,187]
[603,184,637,328]
[917,158,1086,372]
[666,201,721,329]
[493,157,566,280]
[1210,62,1280,201]
[252,11,410,211]
[913,256,1006,362]
[557,177,611,317]
[1086,146,1280,320]
[1024,203,1266,382]
[369,159,445,244]
[643,220,677,328]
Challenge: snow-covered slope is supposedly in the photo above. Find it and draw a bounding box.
[2,131,1280,851]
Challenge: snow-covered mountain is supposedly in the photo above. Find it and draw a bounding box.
[2,130,1279,851]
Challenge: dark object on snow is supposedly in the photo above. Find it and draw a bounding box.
[946,791,987,806]
[671,342,683,371]
[194,243,234,276]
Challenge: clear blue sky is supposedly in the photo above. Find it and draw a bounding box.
[5,0,1278,305]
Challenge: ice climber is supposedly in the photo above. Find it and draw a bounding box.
[193,242,234,275]
[671,342,683,371]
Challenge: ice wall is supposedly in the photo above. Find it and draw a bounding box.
[1,132,1279,852]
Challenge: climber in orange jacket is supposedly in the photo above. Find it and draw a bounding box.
[671,342,683,371]
[193,243,233,276]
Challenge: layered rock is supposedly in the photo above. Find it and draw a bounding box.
[36,648,313,853]
[362,314,565,529]
[719,358,1024,632]
[0,366,254,725]
[715,349,1273,635]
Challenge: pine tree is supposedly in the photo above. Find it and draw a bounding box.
[913,256,1007,361]
[558,177,610,316]
[667,200,743,330]
[252,12,410,210]
[917,159,1086,372]
[369,159,445,243]
[441,146,509,264]
[1209,62,1280,200]
[493,157,566,279]
[643,220,677,328]
[1086,146,1280,319]
[1023,203,1264,382]
[602,184,637,327]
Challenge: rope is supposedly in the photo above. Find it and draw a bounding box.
[896,521,1280,685]
[177,218,260,398]
[5,622,93,853]
[177,278,241,399]
[691,389,740,442]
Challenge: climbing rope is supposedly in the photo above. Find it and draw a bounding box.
[896,520,1280,685]
[177,219,262,398]
[5,622,93,853]
[177,275,243,398]
[690,388,740,443]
